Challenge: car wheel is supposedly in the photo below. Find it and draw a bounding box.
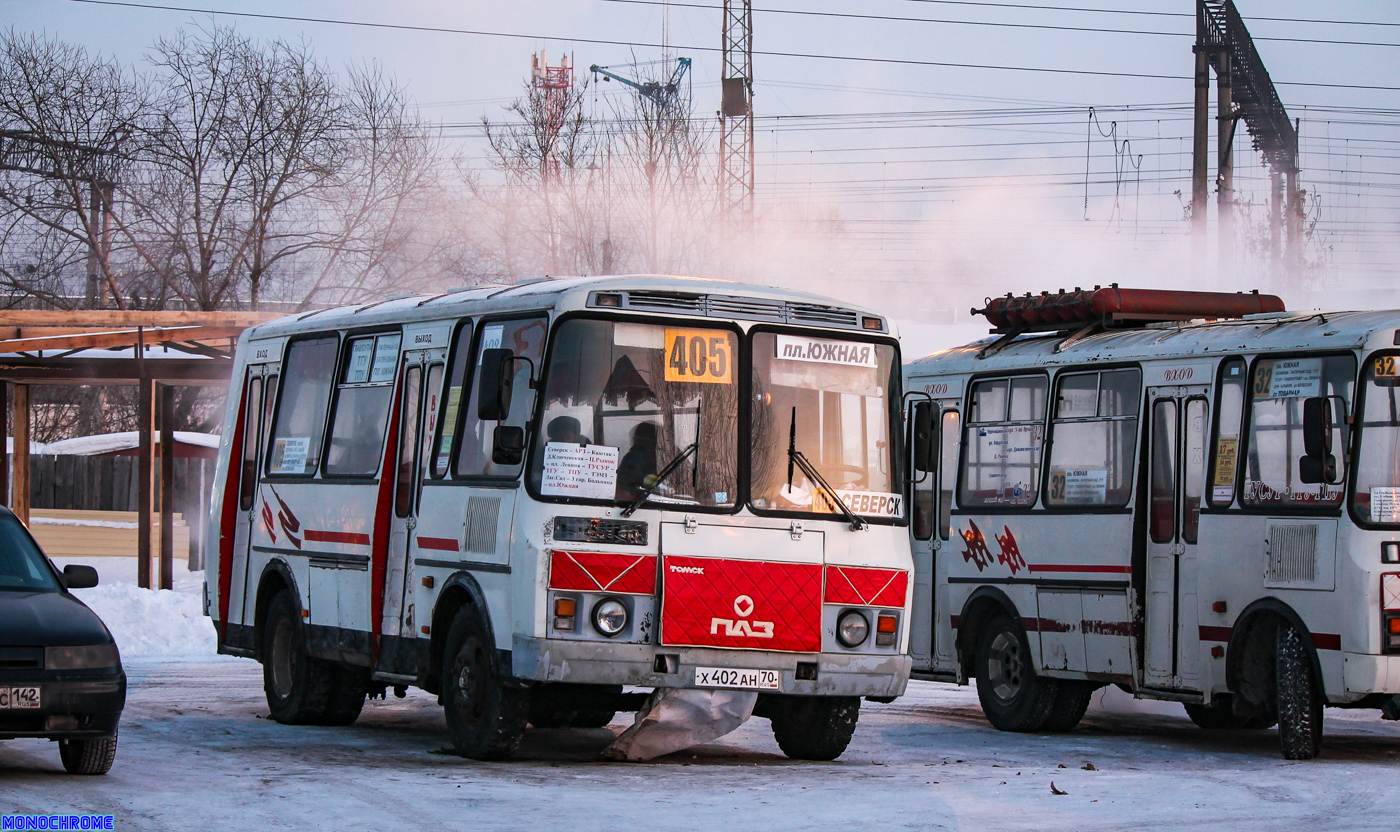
[59,731,117,775]
[1277,621,1324,760]
[262,590,335,724]
[442,607,528,760]
[975,614,1058,732]
[768,695,860,761]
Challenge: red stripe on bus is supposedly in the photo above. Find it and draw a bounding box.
[1199,625,1233,642]
[1313,632,1342,651]
[304,529,371,546]
[416,536,460,552]
[1027,564,1132,574]
[216,375,249,643]
[369,372,405,662]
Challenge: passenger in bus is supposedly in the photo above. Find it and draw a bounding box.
[546,415,590,447]
[617,422,659,500]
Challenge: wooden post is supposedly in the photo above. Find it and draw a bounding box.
[11,384,29,525]
[137,376,154,589]
[160,384,175,591]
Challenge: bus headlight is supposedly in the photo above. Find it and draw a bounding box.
[592,598,628,637]
[836,610,869,648]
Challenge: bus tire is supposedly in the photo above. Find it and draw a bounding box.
[1041,681,1095,732]
[975,614,1058,732]
[262,590,335,724]
[318,665,368,727]
[1276,621,1324,760]
[769,695,860,761]
[442,608,528,761]
[59,732,117,775]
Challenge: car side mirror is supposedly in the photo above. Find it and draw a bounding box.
[62,564,99,590]
[491,425,526,466]
[477,347,515,421]
[1302,396,1332,457]
[911,402,934,474]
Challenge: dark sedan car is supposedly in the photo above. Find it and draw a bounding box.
[0,507,125,774]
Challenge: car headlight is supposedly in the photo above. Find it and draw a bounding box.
[836,610,870,648]
[45,643,121,670]
[592,598,628,637]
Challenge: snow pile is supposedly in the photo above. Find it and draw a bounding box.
[71,581,234,662]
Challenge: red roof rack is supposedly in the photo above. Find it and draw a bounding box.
[970,285,1286,358]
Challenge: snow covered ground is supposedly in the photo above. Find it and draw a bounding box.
[3,580,1400,830]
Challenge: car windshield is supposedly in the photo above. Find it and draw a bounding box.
[0,516,60,591]
[528,318,740,508]
[750,332,901,520]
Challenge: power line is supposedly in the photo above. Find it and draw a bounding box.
[890,0,1400,29]
[59,0,1400,92]
[597,0,1400,48]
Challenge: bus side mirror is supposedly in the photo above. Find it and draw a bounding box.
[477,348,515,421]
[911,402,934,474]
[1299,396,1337,485]
[1302,397,1332,457]
[491,425,526,465]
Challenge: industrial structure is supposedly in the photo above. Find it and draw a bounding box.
[719,0,754,226]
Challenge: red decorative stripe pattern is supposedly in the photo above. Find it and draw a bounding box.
[823,565,909,608]
[549,550,656,595]
[305,529,371,546]
[660,555,823,653]
[416,536,460,553]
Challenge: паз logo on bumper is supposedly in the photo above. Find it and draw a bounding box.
[710,594,774,639]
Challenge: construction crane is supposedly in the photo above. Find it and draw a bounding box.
[589,58,692,115]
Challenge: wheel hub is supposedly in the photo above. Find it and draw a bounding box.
[987,631,1024,702]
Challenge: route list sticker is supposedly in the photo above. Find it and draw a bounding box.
[1372,487,1400,523]
[540,443,619,500]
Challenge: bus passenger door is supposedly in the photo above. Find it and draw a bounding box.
[1143,387,1209,691]
[229,364,278,641]
[379,358,442,673]
[909,400,960,674]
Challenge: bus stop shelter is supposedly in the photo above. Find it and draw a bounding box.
[0,310,278,589]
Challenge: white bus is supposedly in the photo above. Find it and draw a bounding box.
[206,275,913,760]
[904,286,1400,759]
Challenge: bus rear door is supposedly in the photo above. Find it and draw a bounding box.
[1143,385,1210,691]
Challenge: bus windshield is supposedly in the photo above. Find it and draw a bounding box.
[1354,354,1400,524]
[749,332,901,520]
[529,318,739,509]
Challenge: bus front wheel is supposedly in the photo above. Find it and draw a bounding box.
[767,695,860,761]
[1276,621,1324,760]
[442,608,529,760]
[975,614,1058,732]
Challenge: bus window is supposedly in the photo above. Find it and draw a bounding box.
[238,376,263,510]
[324,333,400,477]
[1150,399,1178,543]
[266,337,338,477]
[1045,368,1140,508]
[1242,355,1355,508]
[960,375,1047,508]
[395,366,423,517]
[939,408,960,538]
[433,324,472,478]
[1183,398,1208,542]
[455,317,547,478]
[529,318,739,508]
[1352,354,1400,525]
[1209,358,1247,506]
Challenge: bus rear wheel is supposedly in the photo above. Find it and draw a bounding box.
[768,695,860,761]
[1041,681,1096,732]
[442,608,529,761]
[1276,621,1324,760]
[975,614,1058,732]
[263,591,337,724]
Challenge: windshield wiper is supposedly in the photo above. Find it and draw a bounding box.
[620,442,698,517]
[786,407,867,531]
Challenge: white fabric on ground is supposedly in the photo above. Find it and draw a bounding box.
[601,687,758,761]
